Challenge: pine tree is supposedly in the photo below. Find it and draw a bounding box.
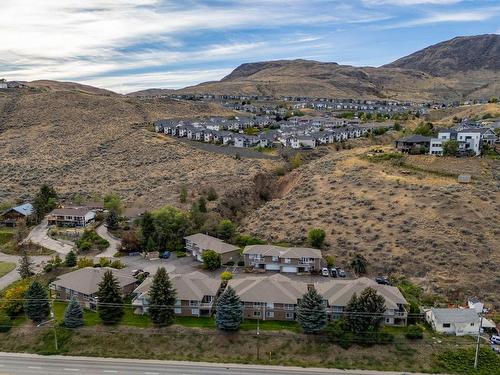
[345,287,386,333]
[106,209,119,229]
[24,281,50,323]
[297,287,327,334]
[216,286,242,331]
[63,298,84,328]
[141,211,155,249]
[198,196,207,213]
[148,267,176,326]
[65,250,77,267]
[145,237,157,253]
[97,270,124,324]
[18,252,34,279]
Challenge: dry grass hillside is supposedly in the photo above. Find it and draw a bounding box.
[0,85,273,206]
[241,145,500,303]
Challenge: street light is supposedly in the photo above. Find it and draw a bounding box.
[474,310,484,369]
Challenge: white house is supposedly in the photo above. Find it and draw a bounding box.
[425,308,480,336]
[0,79,7,89]
[467,297,484,313]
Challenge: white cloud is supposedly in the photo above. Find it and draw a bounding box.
[385,8,500,28]
[363,0,460,5]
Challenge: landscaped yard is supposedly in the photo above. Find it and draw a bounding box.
[0,262,16,278]
[0,228,15,245]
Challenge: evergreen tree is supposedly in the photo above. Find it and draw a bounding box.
[97,270,124,324]
[216,220,236,241]
[106,209,119,229]
[63,298,84,328]
[198,196,207,213]
[24,281,50,323]
[141,211,155,249]
[216,286,242,331]
[297,288,327,334]
[345,287,386,333]
[33,184,58,222]
[18,252,34,279]
[148,267,176,326]
[65,250,77,267]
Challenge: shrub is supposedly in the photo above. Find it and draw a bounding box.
[202,250,221,271]
[325,320,353,349]
[206,187,218,201]
[308,228,326,248]
[220,271,233,282]
[43,263,53,273]
[2,280,29,317]
[99,257,111,268]
[77,240,92,252]
[325,254,335,268]
[0,312,12,333]
[110,260,124,269]
[234,234,265,247]
[275,166,286,176]
[77,257,94,268]
[405,325,424,339]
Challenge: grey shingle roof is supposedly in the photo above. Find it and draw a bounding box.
[184,233,239,254]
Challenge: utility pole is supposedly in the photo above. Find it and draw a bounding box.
[474,312,484,369]
[256,306,261,361]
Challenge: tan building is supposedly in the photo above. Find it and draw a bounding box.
[49,267,138,310]
[228,274,309,321]
[243,245,323,274]
[315,277,408,326]
[132,272,221,317]
[184,233,240,264]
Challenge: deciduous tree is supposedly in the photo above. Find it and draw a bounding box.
[201,250,221,270]
[308,228,326,248]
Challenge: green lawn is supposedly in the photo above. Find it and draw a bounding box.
[0,262,16,278]
[53,302,150,327]
[241,319,301,333]
[0,228,15,245]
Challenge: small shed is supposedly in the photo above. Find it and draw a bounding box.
[458,174,472,184]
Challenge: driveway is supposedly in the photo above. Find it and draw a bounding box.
[0,252,50,290]
[95,224,121,258]
[24,219,73,255]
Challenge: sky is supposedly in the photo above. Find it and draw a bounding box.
[0,0,498,93]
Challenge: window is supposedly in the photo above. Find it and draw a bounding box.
[266,303,274,309]
[253,302,265,308]
[443,323,451,328]
[253,311,261,317]
[284,258,291,264]
[284,304,295,310]
[189,300,198,307]
[191,309,199,316]
[174,308,181,314]
[266,311,274,318]
[285,313,294,319]
[272,256,279,262]
[470,323,474,326]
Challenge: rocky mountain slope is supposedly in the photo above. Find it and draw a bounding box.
[171,34,499,101]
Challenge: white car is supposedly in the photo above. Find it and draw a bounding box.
[491,335,500,345]
[321,267,330,277]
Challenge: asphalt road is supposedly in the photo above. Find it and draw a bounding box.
[0,353,436,375]
[24,219,73,255]
[95,224,121,258]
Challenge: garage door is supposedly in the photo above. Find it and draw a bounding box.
[281,266,297,273]
[265,264,280,271]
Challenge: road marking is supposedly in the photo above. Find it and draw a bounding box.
[143,372,159,375]
[63,369,80,372]
[28,366,42,369]
[103,371,117,373]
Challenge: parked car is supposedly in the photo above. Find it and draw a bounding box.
[160,251,171,259]
[330,268,338,278]
[337,268,346,278]
[131,269,143,277]
[321,267,330,277]
[376,276,391,285]
[491,335,500,345]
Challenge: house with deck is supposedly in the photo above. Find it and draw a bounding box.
[0,203,34,227]
[49,267,137,310]
[243,245,323,274]
[184,233,241,264]
[132,272,221,317]
[47,207,96,227]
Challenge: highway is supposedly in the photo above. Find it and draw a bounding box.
[0,353,441,375]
